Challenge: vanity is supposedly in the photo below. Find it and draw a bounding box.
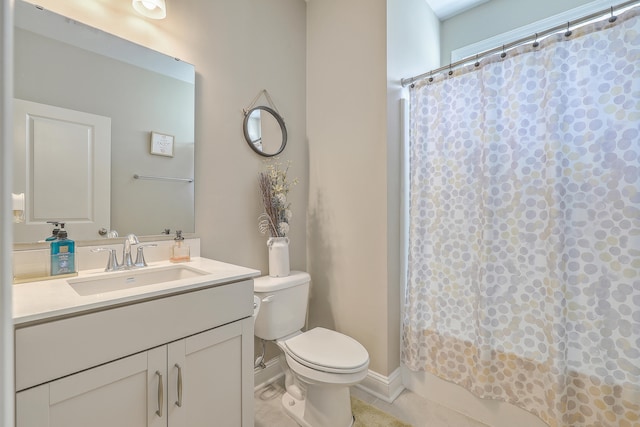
[13,252,259,427]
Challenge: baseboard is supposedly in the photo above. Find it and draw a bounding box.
[254,358,404,404]
[356,367,405,403]
[254,357,283,390]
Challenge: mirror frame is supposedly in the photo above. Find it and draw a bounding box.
[243,106,287,157]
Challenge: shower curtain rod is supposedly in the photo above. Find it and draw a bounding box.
[401,0,640,87]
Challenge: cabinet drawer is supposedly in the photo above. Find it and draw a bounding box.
[15,279,252,391]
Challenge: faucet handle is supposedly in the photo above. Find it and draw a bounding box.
[134,244,158,267]
[91,247,120,272]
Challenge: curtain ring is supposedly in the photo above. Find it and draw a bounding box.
[448,64,453,76]
[565,22,572,37]
[608,6,617,23]
[474,54,480,67]
[500,45,507,59]
[532,33,539,48]
[428,71,433,83]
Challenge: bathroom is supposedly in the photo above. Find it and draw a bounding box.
[1,0,638,426]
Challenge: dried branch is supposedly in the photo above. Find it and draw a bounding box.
[258,172,279,237]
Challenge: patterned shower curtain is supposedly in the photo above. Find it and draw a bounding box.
[402,8,639,427]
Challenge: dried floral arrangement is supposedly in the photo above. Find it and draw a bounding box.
[258,159,297,238]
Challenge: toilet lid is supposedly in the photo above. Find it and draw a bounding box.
[284,327,369,373]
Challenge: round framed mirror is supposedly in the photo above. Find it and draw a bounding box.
[243,106,287,157]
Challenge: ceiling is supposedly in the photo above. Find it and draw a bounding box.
[424,0,490,20]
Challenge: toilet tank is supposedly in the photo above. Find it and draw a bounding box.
[254,271,310,341]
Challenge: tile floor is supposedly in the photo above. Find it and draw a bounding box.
[254,378,489,427]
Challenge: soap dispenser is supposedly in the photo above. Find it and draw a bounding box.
[50,223,76,276]
[170,230,190,263]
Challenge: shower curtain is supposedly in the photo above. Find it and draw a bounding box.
[403,8,639,427]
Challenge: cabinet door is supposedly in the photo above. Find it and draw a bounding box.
[168,318,254,427]
[16,348,166,427]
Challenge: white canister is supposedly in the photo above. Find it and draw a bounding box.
[267,237,290,277]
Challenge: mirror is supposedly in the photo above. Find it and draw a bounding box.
[13,0,195,243]
[243,106,287,157]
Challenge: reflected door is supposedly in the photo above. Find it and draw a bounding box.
[13,99,111,241]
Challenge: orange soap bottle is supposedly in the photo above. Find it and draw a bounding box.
[170,230,190,263]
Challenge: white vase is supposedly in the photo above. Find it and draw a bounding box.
[267,237,290,277]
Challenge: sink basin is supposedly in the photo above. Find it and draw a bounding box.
[68,265,209,296]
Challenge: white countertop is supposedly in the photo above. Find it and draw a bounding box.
[13,257,260,325]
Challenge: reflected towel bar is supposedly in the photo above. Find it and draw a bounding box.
[133,174,194,183]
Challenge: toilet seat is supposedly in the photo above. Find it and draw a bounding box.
[283,327,369,374]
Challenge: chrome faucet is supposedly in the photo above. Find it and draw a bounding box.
[93,234,157,272]
[122,234,140,269]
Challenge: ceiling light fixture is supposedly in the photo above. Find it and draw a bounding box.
[132,0,166,19]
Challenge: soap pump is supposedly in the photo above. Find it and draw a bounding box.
[50,223,76,276]
[170,230,190,263]
[45,221,61,241]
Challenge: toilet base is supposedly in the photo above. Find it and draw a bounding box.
[281,391,355,427]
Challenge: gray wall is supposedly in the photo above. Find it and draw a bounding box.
[307,0,390,375]
[307,0,439,375]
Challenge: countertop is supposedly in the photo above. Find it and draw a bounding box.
[13,257,260,326]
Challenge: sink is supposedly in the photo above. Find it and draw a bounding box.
[68,265,209,296]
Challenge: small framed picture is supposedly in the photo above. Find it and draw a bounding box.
[150,131,175,157]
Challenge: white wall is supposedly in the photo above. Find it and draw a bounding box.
[387,0,440,373]
[1,1,14,426]
[17,0,308,280]
[440,0,595,65]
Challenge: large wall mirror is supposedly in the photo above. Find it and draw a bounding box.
[13,0,195,244]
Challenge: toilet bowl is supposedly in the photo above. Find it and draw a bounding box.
[254,272,369,427]
[276,328,369,427]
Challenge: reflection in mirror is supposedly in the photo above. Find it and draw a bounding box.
[243,106,287,157]
[13,0,195,244]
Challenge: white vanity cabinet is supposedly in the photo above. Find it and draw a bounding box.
[14,278,254,427]
[167,321,248,426]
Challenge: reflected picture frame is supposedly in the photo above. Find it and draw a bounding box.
[150,131,175,157]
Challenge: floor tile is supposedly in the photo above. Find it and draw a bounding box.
[254,378,488,427]
[254,381,299,427]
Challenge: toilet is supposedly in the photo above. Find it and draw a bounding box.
[254,271,369,427]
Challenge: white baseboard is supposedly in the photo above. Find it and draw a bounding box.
[254,357,284,391]
[254,358,404,404]
[356,367,405,403]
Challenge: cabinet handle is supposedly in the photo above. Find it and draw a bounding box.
[175,363,183,407]
[155,371,164,417]
[175,363,182,408]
